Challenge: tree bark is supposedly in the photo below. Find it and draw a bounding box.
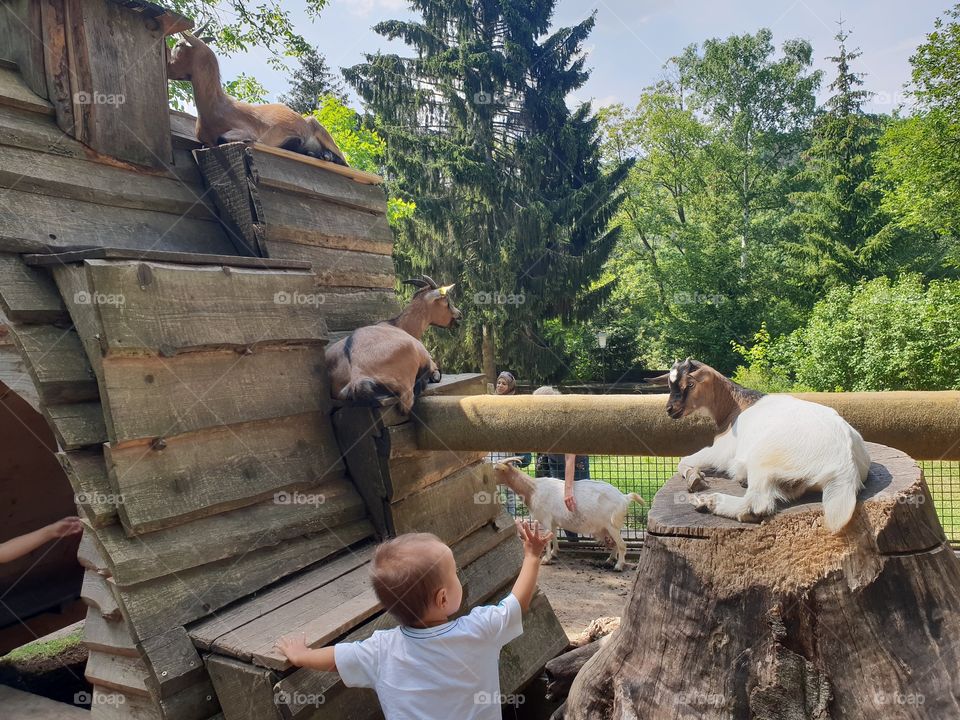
[562,443,960,720]
[481,323,496,386]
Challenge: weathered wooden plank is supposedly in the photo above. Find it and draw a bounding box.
[8,324,99,404]
[85,650,150,697]
[155,678,221,720]
[498,592,567,694]
[0,253,68,323]
[258,185,392,250]
[225,565,380,670]
[28,248,310,269]
[388,454,487,503]
[332,407,392,539]
[0,334,41,411]
[138,627,205,698]
[83,607,138,657]
[189,545,374,652]
[105,411,345,534]
[78,529,110,574]
[39,0,74,136]
[45,401,107,449]
[65,0,173,168]
[0,104,86,161]
[0,64,52,115]
[0,144,217,219]
[81,569,121,619]
[100,345,331,443]
[88,688,162,720]
[95,479,368,586]
[264,242,395,289]
[0,188,233,254]
[0,1,47,99]
[313,288,399,333]
[169,110,198,144]
[117,519,373,642]
[193,143,266,257]
[84,261,326,354]
[252,144,383,185]
[391,461,500,544]
[59,450,118,527]
[205,655,282,720]
[252,148,387,218]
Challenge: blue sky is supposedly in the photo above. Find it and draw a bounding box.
[218,0,947,115]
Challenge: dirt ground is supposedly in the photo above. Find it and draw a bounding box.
[536,549,636,641]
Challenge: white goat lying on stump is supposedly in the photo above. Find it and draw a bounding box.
[167,33,347,164]
[493,457,645,571]
[651,358,870,532]
[326,276,461,415]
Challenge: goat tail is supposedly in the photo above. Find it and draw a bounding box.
[821,468,862,533]
[338,377,392,407]
[626,492,646,506]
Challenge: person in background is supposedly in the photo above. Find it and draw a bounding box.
[486,371,530,515]
[532,386,590,542]
[0,517,83,563]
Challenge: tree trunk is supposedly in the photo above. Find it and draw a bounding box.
[481,323,496,386]
[562,443,960,720]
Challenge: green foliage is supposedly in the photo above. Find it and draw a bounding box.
[280,45,345,114]
[346,1,630,380]
[222,73,268,104]
[731,323,806,392]
[773,276,960,391]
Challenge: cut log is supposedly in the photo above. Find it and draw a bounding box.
[544,638,607,703]
[562,443,960,720]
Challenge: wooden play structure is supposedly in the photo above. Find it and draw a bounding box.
[0,2,566,717]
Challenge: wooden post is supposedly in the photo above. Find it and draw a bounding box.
[560,443,960,719]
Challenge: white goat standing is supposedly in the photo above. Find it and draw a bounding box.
[493,457,645,571]
[651,358,870,532]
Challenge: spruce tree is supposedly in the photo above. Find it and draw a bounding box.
[280,45,345,114]
[345,1,630,381]
[787,24,885,286]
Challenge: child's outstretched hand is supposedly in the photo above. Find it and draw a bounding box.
[276,633,309,666]
[516,519,553,559]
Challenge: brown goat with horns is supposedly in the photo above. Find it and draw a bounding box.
[167,33,347,164]
[326,276,462,415]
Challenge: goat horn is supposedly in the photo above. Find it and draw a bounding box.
[402,278,429,289]
[420,274,438,289]
[438,284,455,297]
[498,456,525,468]
[182,31,199,46]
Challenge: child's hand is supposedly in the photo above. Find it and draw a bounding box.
[49,517,83,539]
[276,633,310,666]
[516,520,554,559]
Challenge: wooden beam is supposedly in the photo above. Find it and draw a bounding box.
[252,144,383,185]
[26,248,311,270]
[138,627,206,699]
[387,453,487,503]
[85,650,150,697]
[0,65,53,115]
[83,607,138,657]
[0,253,68,323]
[310,288,399,333]
[7,324,99,404]
[81,570,121,620]
[45,401,107,449]
[205,655,282,720]
[105,411,345,534]
[263,242,395,289]
[60,450,117,527]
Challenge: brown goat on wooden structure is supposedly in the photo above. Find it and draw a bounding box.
[166,33,347,164]
[326,276,462,415]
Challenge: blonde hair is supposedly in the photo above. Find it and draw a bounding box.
[370,533,447,626]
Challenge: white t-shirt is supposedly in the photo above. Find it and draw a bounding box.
[335,593,524,720]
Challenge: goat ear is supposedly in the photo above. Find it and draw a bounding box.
[645,372,671,386]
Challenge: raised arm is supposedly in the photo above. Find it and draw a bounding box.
[511,520,554,612]
[563,454,577,512]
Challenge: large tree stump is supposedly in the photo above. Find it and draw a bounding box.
[563,443,960,719]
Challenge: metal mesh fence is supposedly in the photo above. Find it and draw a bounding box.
[500,454,960,548]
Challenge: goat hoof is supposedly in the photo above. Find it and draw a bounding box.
[691,493,717,513]
[738,476,749,488]
[612,564,625,572]
[736,511,759,524]
[686,470,708,492]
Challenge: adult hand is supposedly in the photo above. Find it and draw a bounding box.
[49,517,83,538]
[564,491,577,513]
